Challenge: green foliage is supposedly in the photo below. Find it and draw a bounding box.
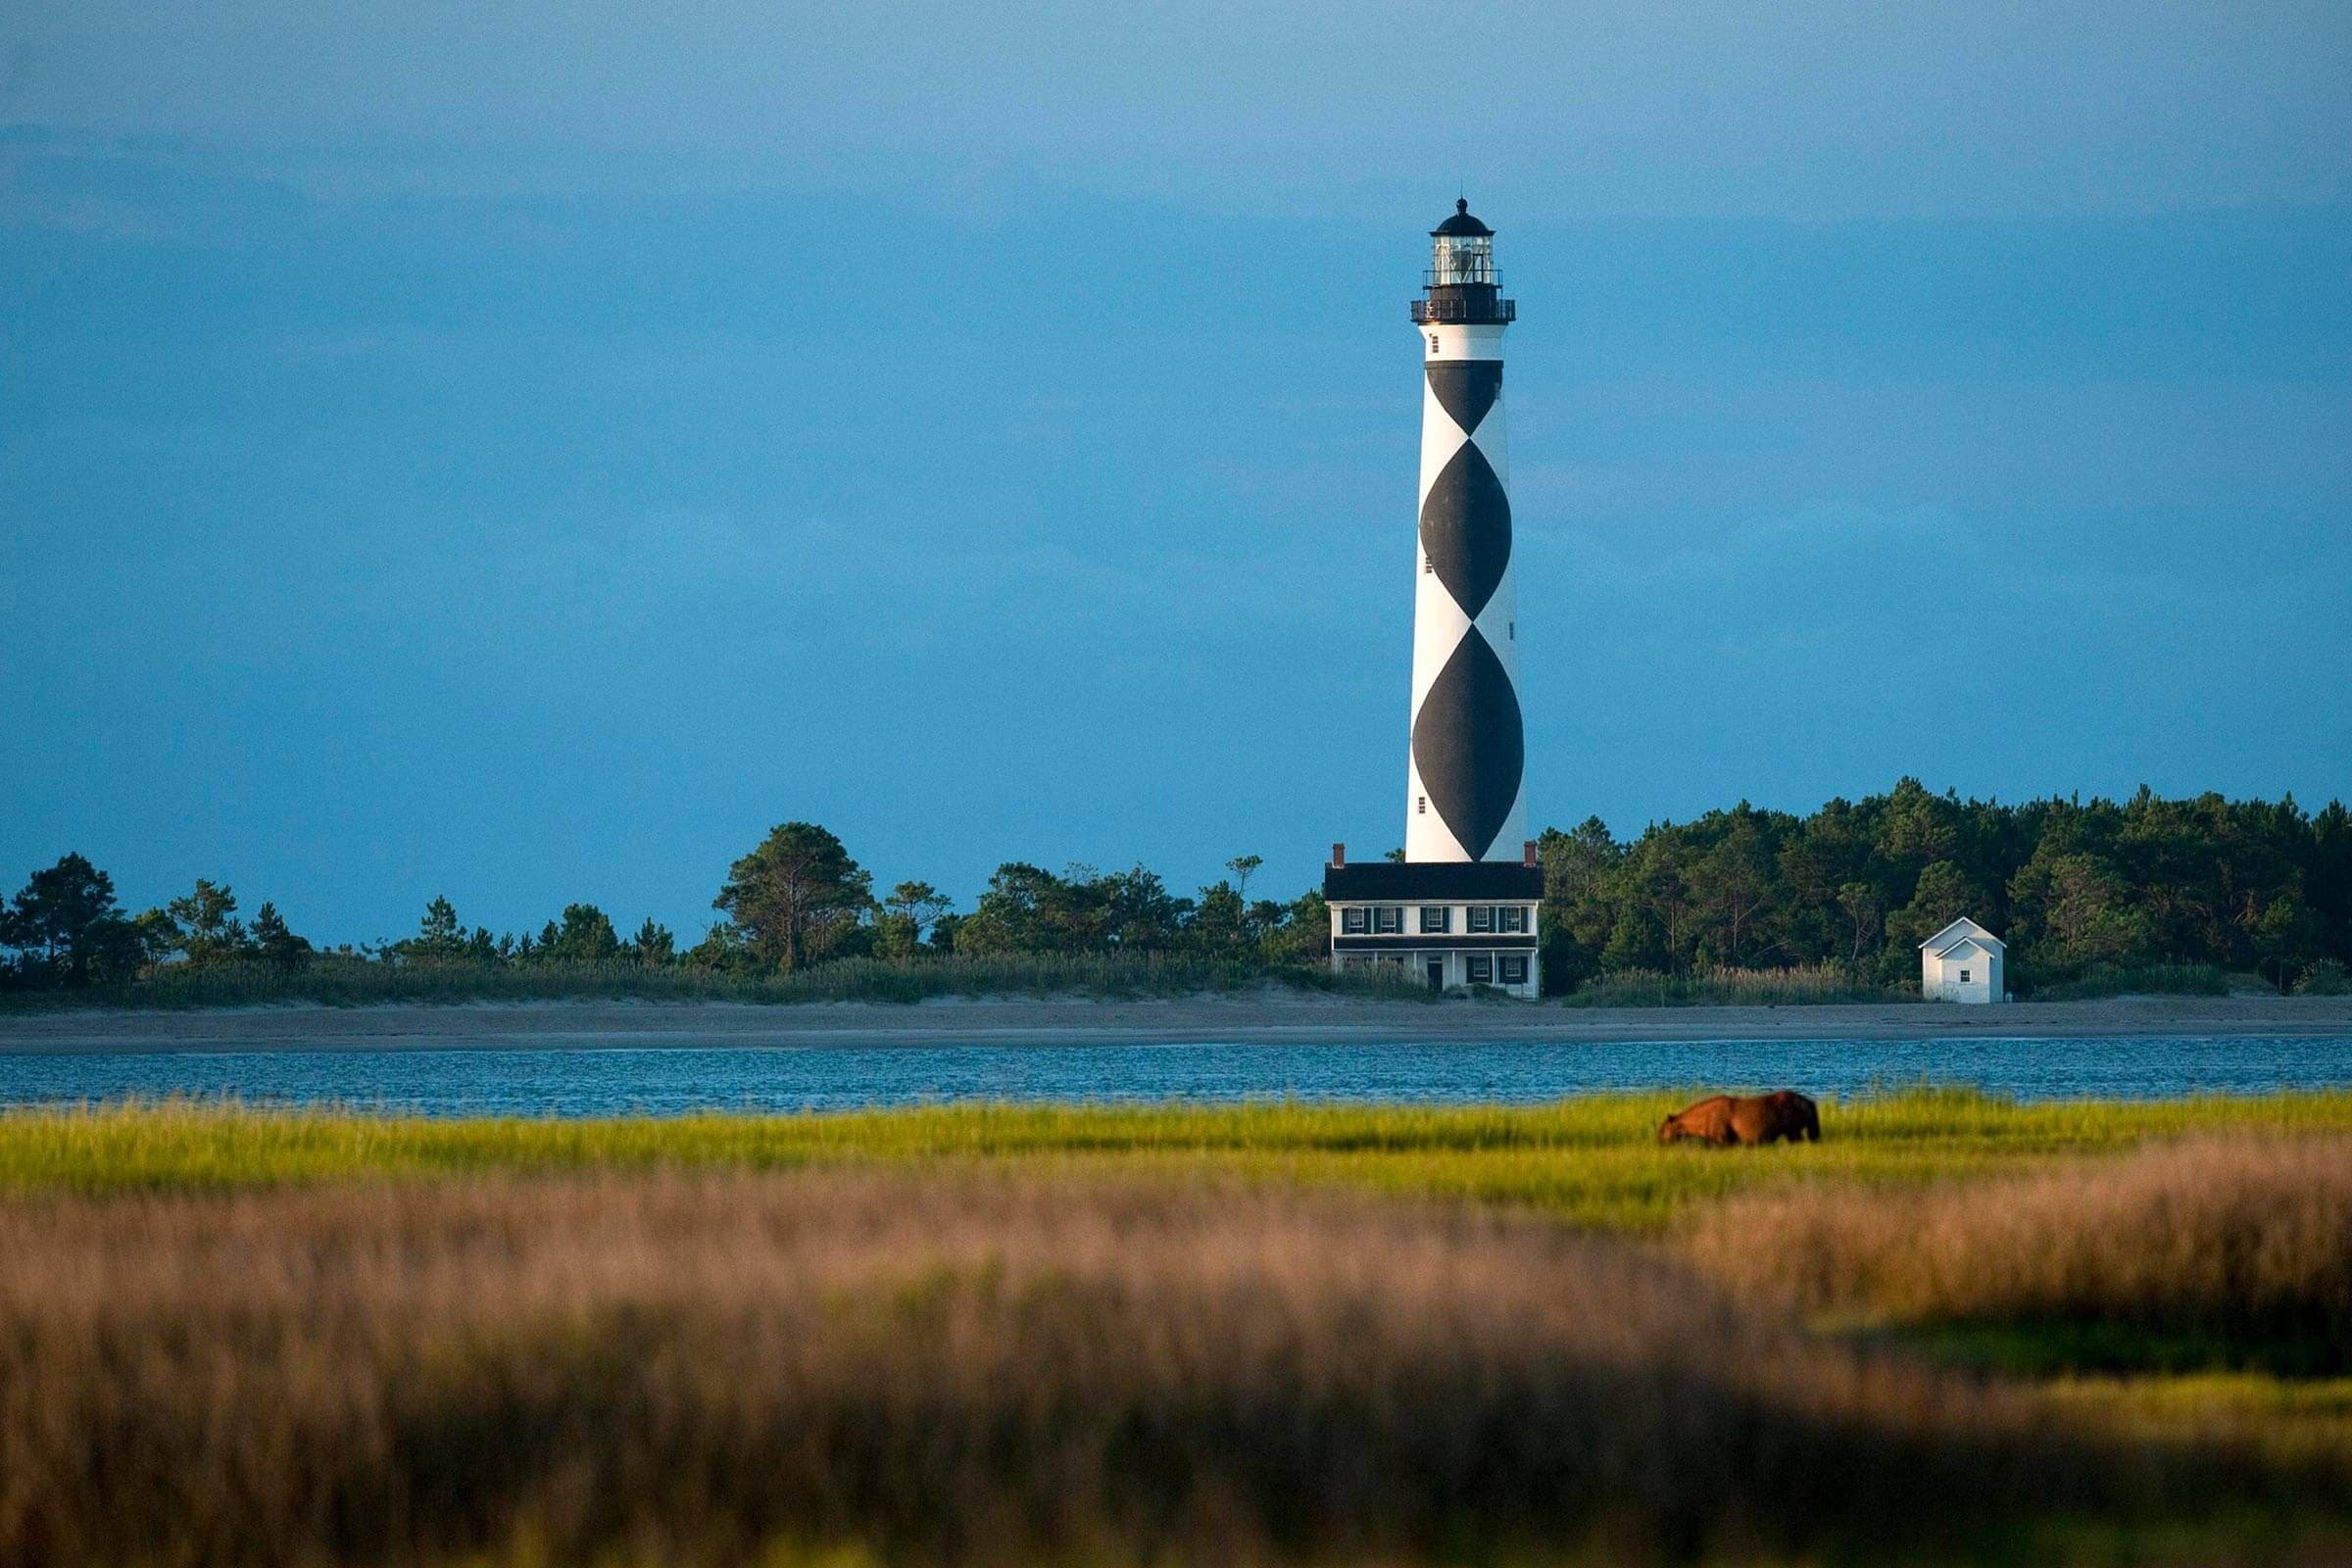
[401,896,468,962]
[4,950,1428,1013]
[164,879,251,967]
[2296,958,2350,997]
[1556,964,1914,1007]
[1225,853,1262,902]
[1539,780,2352,998]
[714,822,874,972]
[626,916,675,965]
[874,879,950,956]
[2027,964,2230,1002]
[543,903,619,964]
[248,902,312,970]
[9,781,2351,1005]
[1,854,141,987]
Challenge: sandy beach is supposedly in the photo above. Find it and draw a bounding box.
[1,992,2347,1054]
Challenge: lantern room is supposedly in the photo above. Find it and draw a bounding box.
[1412,199,1516,325]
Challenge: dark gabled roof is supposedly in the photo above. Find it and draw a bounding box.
[1324,860,1542,901]
[1431,198,1493,237]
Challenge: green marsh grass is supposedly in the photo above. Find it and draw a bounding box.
[8,1088,2351,1228]
[1557,964,1916,1007]
[0,951,1438,1011]
[4,1093,2352,1564]
[2026,963,2231,1001]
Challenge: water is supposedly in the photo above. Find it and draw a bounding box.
[0,1034,2346,1116]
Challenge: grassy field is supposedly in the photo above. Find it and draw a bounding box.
[9,1088,2351,1225]
[0,1092,2346,1566]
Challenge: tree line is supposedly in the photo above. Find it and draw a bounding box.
[0,824,1330,993]
[4,781,2348,997]
[1536,779,2350,993]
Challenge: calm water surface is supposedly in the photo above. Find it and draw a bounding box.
[1,1035,2347,1115]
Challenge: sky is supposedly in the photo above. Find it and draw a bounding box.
[4,1,2349,945]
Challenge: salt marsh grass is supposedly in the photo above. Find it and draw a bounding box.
[1557,964,1915,1006]
[1685,1134,2352,1367]
[4,1094,2349,1564]
[0,952,1436,1010]
[2028,963,2232,1001]
[7,1089,2352,1227]
[0,1169,2263,1568]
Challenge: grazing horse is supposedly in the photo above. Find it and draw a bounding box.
[1657,1091,1821,1147]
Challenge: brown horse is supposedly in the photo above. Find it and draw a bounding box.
[1657,1091,1821,1147]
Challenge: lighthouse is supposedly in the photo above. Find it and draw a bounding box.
[1408,198,1524,862]
[1324,200,1544,996]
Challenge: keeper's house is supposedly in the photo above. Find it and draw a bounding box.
[1918,915,2006,1004]
[1324,843,1544,997]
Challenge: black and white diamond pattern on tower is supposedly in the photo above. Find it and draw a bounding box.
[1411,626,1524,860]
[1418,440,1512,618]
[1412,350,1521,859]
[1426,361,1502,438]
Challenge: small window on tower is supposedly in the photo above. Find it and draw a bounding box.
[1423,554,1433,574]
[1416,796,1426,814]
[1429,334,1441,352]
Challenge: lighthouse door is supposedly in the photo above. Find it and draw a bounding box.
[1425,959,1445,993]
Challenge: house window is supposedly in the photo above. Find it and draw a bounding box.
[1342,906,1368,935]
[1959,968,1971,984]
[1467,906,1494,933]
[1466,956,1493,985]
[1498,906,1527,934]
[1373,906,1402,935]
[1420,906,1448,934]
[1500,956,1527,985]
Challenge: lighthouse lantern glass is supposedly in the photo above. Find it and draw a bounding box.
[1433,233,1492,286]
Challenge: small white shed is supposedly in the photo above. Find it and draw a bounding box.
[1919,916,2005,1004]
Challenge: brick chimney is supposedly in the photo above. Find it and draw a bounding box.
[1331,842,1346,868]
[1522,840,1538,867]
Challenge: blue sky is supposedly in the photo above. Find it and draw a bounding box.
[4,2,2348,944]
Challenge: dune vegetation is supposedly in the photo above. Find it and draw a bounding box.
[0,1092,2347,1566]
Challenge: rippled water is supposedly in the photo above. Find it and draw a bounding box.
[0,1034,2346,1116]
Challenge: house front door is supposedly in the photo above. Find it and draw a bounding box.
[1426,959,1445,992]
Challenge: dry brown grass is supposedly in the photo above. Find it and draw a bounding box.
[1684,1136,2352,1352]
[0,1168,2218,1568]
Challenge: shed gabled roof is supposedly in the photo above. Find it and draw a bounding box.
[1918,914,2004,955]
